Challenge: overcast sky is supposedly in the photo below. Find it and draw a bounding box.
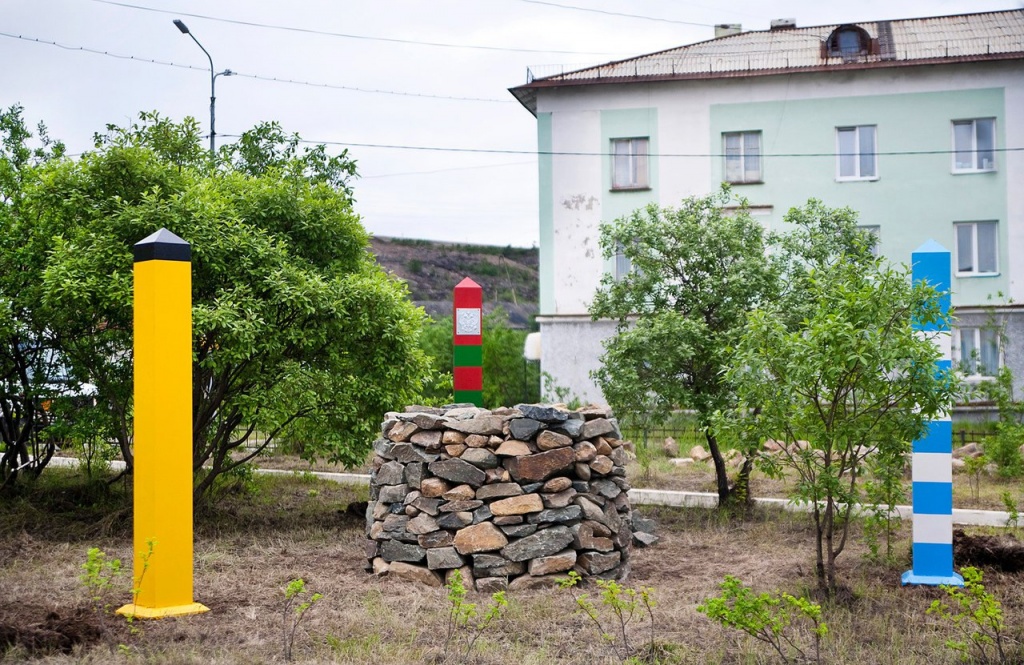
[3,0,1020,246]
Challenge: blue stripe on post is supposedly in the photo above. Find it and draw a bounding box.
[911,243,951,331]
[904,240,961,587]
[910,543,955,578]
[913,420,953,454]
[912,482,953,514]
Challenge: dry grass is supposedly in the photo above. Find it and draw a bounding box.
[2,469,1023,664]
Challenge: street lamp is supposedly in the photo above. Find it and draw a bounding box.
[173,19,233,154]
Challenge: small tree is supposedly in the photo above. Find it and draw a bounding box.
[0,104,69,489]
[590,188,782,507]
[32,113,429,496]
[725,255,957,594]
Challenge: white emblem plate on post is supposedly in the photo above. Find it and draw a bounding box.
[456,308,481,336]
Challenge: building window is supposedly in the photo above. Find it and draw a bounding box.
[857,225,880,257]
[952,119,995,172]
[836,126,877,180]
[826,25,873,58]
[954,221,998,275]
[611,137,649,190]
[956,327,1000,379]
[613,242,632,281]
[723,131,762,183]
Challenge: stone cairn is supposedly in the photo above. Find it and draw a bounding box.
[365,403,634,592]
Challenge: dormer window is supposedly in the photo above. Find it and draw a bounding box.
[826,25,873,58]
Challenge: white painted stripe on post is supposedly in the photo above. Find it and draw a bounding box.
[913,513,953,544]
[912,452,953,484]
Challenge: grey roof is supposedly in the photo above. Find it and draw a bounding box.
[510,9,1024,114]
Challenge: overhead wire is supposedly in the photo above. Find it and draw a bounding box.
[514,0,716,27]
[88,0,625,56]
[0,31,513,103]
[217,135,1024,158]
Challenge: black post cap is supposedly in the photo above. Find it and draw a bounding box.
[133,228,191,263]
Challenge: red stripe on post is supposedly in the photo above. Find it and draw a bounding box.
[453,365,483,391]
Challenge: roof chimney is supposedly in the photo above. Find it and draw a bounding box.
[714,23,742,38]
[770,18,797,30]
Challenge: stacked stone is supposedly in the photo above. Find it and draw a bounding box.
[365,403,634,591]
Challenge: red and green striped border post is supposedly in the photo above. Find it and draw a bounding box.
[453,277,483,406]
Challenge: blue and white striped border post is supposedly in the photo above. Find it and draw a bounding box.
[902,239,963,587]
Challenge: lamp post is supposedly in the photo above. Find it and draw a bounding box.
[173,19,232,154]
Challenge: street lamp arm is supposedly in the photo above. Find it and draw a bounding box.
[186,33,215,91]
[173,19,224,154]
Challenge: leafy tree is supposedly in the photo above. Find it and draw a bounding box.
[29,112,429,496]
[590,188,782,507]
[724,255,957,594]
[420,309,539,408]
[0,105,68,488]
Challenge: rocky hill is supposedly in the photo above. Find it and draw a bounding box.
[370,236,539,328]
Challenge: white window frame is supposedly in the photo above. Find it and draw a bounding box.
[613,242,632,281]
[951,118,996,173]
[611,137,649,190]
[835,125,878,181]
[954,221,999,277]
[954,326,1001,381]
[722,131,763,184]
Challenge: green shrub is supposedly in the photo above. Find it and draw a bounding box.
[697,575,827,665]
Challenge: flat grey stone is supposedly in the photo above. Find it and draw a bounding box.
[476,483,524,501]
[554,418,586,439]
[501,525,574,562]
[591,479,621,499]
[427,547,465,570]
[632,516,657,534]
[375,460,404,486]
[446,415,505,436]
[473,504,493,524]
[418,530,454,549]
[472,554,525,577]
[581,418,616,440]
[411,496,441,516]
[500,524,538,538]
[578,551,621,575]
[515,404,569,423]
[508,418,544,440]
[381,540,426,563]
[461,448,499,469]
[378,484,409,505]
[429,458,487,487]
[373,438,395,459]
[437,512,474,529]
[633,531,659,547]
[527,505,583,525]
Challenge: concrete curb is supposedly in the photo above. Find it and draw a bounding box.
[48,457,1015,528]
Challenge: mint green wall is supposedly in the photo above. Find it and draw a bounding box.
[710,88,1007,306]
[538,112,554,314]
[600,108,659,274]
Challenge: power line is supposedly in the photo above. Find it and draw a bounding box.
[362,161,535,179]
[0,31,512,103]
[218,136,1024,158]
[515,0,715,27]
[89,0,623,56]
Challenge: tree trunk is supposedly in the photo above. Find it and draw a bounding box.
[812,505,827,592]
[706,431,732,506]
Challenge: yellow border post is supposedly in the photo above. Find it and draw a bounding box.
[117,229,209,619]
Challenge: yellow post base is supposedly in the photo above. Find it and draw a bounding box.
[116,602,210,619]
